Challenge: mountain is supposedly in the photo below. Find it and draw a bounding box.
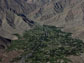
[28,0,84,41]
[0,0,84,63]
[0,0,84,40]
[0,0,37,40]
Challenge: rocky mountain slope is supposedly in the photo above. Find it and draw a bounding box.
[0,0,39,40]
[0,0,84,40]
[28,0,84,41]
[0,0,84,63]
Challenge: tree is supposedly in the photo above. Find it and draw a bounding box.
[8,25,84,63]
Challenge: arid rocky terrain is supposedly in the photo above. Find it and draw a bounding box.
[0,0,84,63]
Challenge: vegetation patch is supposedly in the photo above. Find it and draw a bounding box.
[7,25,84,63]
[0,57,2,62]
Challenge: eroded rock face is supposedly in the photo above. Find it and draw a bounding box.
[0,0,37,40]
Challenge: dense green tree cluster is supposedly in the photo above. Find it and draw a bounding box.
[8,25,84,63]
